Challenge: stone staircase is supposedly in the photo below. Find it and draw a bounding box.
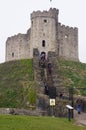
[33,49,50,115]
[33,49,45,94]
[47,52,68,96]
[33,49,69,116]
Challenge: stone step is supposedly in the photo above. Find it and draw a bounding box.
[53,83,63,88]
[53,80,62,85]
[36,86,45,94]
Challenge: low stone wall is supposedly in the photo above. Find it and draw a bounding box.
[0,108,46,116]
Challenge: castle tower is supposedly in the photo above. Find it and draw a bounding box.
[30,8,59,58]
[5,8,79,62]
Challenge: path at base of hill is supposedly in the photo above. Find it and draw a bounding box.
[74,110,86,126]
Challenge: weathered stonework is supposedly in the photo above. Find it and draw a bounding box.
[5,8,78,62]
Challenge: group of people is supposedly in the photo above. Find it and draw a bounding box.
[39,53,52,75]
[39,53,53,95]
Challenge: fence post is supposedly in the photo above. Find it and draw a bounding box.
[69,86,74,118]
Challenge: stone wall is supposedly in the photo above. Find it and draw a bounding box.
[31,8,59,19]
[0,108,46,116]
[6,33,30,61]
[30,8,59,58]
[5,8,79,62]
[57,23,78,61]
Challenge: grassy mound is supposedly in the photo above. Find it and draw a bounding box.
[0,59,36,108]
[58,59,86,96]
[0,58,86,108]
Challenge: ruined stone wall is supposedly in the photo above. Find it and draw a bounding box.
[57,23,78,61]
[6,33,30,61]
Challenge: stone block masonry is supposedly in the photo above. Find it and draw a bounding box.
[5,8,79,62]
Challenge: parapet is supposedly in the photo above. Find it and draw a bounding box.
[6,33,28,44]
[58,23,78,33]
[31,8,59,20]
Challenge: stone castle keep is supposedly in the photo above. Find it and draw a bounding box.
[5,8,78,61]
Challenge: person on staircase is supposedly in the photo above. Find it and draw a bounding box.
[39,53,46,68]
[59,92,63,99]
[41,60,46,68]
[43,79,49,95]
[47,62,52,75]
[40,53,46,60]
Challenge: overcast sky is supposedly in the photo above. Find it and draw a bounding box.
[0,0,86,63]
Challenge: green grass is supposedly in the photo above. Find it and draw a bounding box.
[0,58,86,108]
[0,59,36,108]
[0,115,85,130]
[58,59,86,96]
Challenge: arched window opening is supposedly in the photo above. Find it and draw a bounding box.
[32,20,33,25]
[41,52,46,55]
[65,35,68,39]
[44,19,47,23]
[42,40,45,47]
[12,52,14,57]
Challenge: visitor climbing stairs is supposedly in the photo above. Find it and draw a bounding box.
[33,49,69,116]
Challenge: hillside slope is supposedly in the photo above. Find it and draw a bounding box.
[0,59,86,108]
[58,59,86,96]
[0,59,36,108]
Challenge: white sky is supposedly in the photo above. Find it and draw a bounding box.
[0,0,86,63]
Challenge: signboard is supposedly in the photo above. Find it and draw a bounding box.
[50,99,55,106]
[66,105,73,110]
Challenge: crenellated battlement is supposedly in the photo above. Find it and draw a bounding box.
[31,8,59,20]
[58,22,78,34]
[6,33,28,42]
[5,8,78,62]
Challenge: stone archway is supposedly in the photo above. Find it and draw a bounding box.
[41,51,46,55]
